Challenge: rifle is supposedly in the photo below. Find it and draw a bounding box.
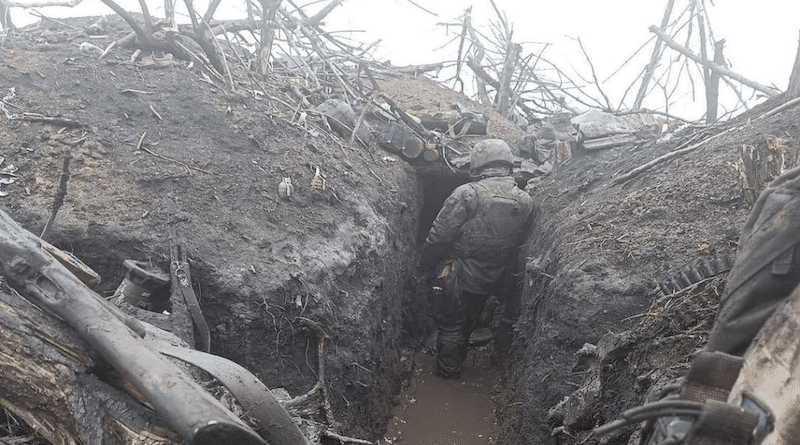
[0,208,265,445]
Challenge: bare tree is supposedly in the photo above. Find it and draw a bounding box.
[786,31,800,100]
[257,0,282,74]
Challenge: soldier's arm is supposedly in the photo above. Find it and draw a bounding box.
[419,185,477,269]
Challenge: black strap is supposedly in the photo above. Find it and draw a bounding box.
[684,400,757,445]
[681,351,744,403]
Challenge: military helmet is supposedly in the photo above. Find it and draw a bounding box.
[470,139,514,174]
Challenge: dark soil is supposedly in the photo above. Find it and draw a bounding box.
[0,14,520,444]
[3,13,800,445]
[1,14,424,442]
[521,97,800,443]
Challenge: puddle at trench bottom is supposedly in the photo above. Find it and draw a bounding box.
[380,350,501,445]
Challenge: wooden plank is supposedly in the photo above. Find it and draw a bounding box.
[582,134,637,151]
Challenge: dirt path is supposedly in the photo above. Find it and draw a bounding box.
[380,350,500,445]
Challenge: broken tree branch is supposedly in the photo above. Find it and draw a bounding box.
[19,113,82,127]
[135,132,214,174]
[304,0,344,27]
[613,127,733,185]
[649,25,781,97]
[258,0,282,74]
[634,0,675,109]
[98,0,149,45]
[202,0,223,23]
[613,96,800,185]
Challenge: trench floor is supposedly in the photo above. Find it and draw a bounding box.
[379,349,500,444]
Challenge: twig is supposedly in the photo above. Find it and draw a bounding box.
[323,430,374,445]
[135,132,213,174]
[26,9,81,29]
[120,90,153,94]
[617,108,696,125]
[576,36,612,110]
[99,40,116,60]
[20,113,81,127]
[285,316,338,428]
[208,22,236,92]
[633,0,675,109]
[2,0,81,6]
[149,104,163,121]
[136,131,147,151]
[176,41,225,82]
[40,153,72,239]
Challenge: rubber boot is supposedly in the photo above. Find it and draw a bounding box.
[435,327,466,379]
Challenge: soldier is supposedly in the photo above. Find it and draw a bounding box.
[621,166,800,445]
[419,139,534,379]
[705,165,800,356]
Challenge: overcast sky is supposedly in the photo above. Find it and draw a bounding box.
[327,1,800,86]
[325,0,800,117]
[7,0,800,118]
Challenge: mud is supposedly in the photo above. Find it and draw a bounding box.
[380,351,499,445]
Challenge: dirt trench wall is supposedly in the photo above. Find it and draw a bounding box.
[513,108,800,443]
[0,35,426,441]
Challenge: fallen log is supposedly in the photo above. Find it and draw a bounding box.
[0,208,265,445]
[0,282,176,445]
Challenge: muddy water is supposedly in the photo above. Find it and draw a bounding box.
[380,350,499,444]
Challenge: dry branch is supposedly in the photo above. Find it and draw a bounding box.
[649,25,781,97]
[613,126,733,185]
[614,97,800,185]
[1,0,82,7]
[634,0,675,109]
[576,36,612,111]
[0,284,174,445]
[305,0,344,27]
[98,0,149,45]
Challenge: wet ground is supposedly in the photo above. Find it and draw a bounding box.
[380,350,500,445]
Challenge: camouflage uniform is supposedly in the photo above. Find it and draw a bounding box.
[706,165,800,355]
[421,175,533,378]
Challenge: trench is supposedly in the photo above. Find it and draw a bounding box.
[379,171,511,445]
[28,169,516,444]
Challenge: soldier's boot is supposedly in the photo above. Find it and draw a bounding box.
[435,327,467,379]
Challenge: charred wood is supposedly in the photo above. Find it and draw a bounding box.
[419,117,487,136]
[0,284,176,445]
